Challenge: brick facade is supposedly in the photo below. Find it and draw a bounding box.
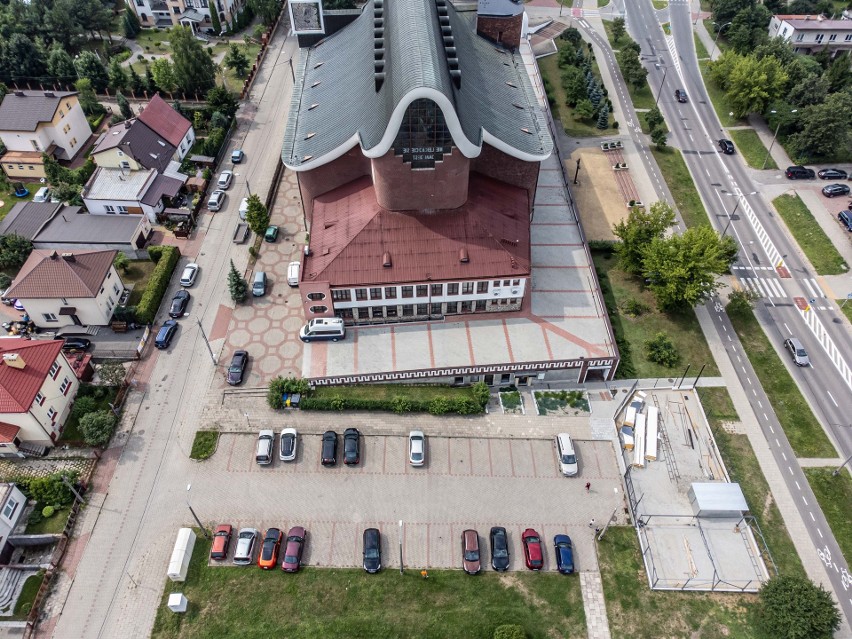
[372,149,470,211]
[475,13,524,50]
[470,143,540,213]
[297,149,371,220]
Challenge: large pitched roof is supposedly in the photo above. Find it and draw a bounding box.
[282,0,551,171]
[34,209,141,244]
[0,340,64,413]
[92,119,177,172]
[304,174,530,286]
[0,90,77,132]
[137,94,192,147]
[5,249,117,300]
[0,202,62,241]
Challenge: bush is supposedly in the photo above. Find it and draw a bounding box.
[622,298,650,317]
[471,381,490,407]
[494,625,526,639]
[391,396,412,414]
[267,376,311,409]
[41,505,55,518]
[26,472,78,507]
[71,396,98,419]
[79,410,118,447]
[135,246,180,323]
[644,332,680,367]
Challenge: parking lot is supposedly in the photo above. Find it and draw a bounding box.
[190,432,623,573]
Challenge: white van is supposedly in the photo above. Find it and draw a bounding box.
[555,433,578,476]
[256,430,274,465]
[33,186,51,203]
[299,317,345,343]
[287,261,300,287]
[239,197,249,220]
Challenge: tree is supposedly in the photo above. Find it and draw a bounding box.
[210,4,222,35]
[824,55,852,93]
[210,110,229,130]
[618,48,648,91]
[145,65,157,93]
[74,78,102,115]
[726,54,788,117]
[574,98,595,120]
[170,26,216,96]
[642,226,738,310]
[109,58,128,92]
[98,361,128,387]
[206,86,238,118]
[707,49,740,92]
[71,396,98,419]
[726,4,770,54]
[249,0,281,25]
[0,235,34,270]
[596,103,609,130]
[245,194,269,235]
[47,47,77,85]
[789,89,852,161]
[223,43,249,78]
[644,106,664,131]
[74,51,109,92]
[74,0,114,41]
[113,251,130,274]
[116,92,132,120]
[127,65,145,95]
[788,75,830,108]
[757,575,840,639]
[613,201,676,275]
[123,7,141,38]
[650,126,667,148]
[79,410,118,447]
[324,0,356,8]
[645,332,680,366]
[561,66,587,107]
[45,0,85,51]
[611,17,626,42]
[150,58,177,94]
[559,27,583,48]
[228,259,248,303]
[2,33,47,79]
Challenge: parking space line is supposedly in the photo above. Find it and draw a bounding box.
[529,440,538,477]
[382,436,387,474]
[427,323,436,368]
[509,439,516,477]
[502,319,516,363]
[488,439,494,477]
[328,521,336,567]
[390,326,397,370]
[465,322,476,364]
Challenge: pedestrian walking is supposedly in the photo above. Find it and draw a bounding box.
[585,482,591,493]
[588,518,595,528]
[421,569,429,579]
[594,527,601,536]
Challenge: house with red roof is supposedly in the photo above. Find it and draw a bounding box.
[0,340,80,454]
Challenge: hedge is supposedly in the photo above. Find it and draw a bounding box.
[299,392,484,415]
[136,245,181,324]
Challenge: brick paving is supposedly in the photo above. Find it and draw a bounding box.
[581,571,612,639]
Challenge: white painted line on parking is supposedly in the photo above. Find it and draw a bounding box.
[827,391,838,407]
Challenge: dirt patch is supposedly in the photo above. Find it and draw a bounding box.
[567,148,630,241]
[761,492,774,521]
[497,573,548,609]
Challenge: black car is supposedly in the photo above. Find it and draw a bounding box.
[62,337,91,352]
[839,210,852,232]
[818,168,848,180]
[490,526,510,572]
[321,430,338,466]
[822,183,850,198]
[785,165,815,180]
[674,89,687,103]
[154,320,178,349]
[227,350,248,385]
[363,527,382,573]
[554,535,575,575]
[168,290,190,318]
[343,428,361,465]
[718,139,735,155]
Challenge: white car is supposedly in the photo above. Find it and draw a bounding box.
[239,197,249,220]
[408,430,425,466]
[217,170,233,190]
[233,527,258,565]
[279,428,298,462]
[207,189,226,211]
[179,263,199,287]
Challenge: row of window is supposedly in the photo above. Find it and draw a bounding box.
[331,279,522,302]
[6,164,37,171]
[32,361,73,425]
[104,205,130,214]
[337,298,518,320]
[795,32,852,42]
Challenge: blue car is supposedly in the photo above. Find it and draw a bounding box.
[554,534,574,575]
[154,320,178,349]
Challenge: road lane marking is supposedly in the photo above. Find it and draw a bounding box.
[827,391,838,407]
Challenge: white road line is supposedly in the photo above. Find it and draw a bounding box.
[783,323,791,335]
[795,481,801,490]
[827,391,838,407]
[803,278,818,298]
[817,528,823,538]
[768,423,773,433]
[757,400,762,408]
[745,376,752,385]
[781,452,787,461]
[803,496,809,506]
[810,511,815,521]
[767,278,786,298]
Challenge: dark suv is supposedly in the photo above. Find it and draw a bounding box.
[822,183,850,198]
[718,139,735,155]
[839,210,852,232]
[785,165,815,180]
[321,430,338,466]
[343,428,361,465]
[674,89,687,103]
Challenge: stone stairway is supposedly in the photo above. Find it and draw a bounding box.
[0,568,24,615]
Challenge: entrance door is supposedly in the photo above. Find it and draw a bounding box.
[484,374,494,386]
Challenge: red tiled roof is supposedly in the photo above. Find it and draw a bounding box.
[0,340,64,413]
[137,94,191,148]
[304,174,530,287]
[6,249,117,300]
[0,422,21,443]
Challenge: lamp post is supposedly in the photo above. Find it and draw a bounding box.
[762,109,797,170]
[710,22,732,58]
[186,483,211,538]
[719,189,757,236]
[833,450,852,476]
[654,65,668,108]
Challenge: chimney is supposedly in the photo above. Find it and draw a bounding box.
[2,353,26,370]
[50,250,59,260]
[44,91,55,98]
[124,120,132,129]
[459,247,469,263]
[382,252,392,268]
[61,253,75,262]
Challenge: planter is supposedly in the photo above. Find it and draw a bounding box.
[613,162,628,170]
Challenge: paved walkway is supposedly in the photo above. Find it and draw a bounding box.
[580,571,612,639]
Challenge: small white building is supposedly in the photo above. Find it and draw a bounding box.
[82,167,184,225]
[769,14,852,56]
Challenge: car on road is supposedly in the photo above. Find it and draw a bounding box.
[264,225,279,242]
[210,524,232,560]
[226,350,248,385]
[168,290,190,318]
[554,534,575,575]
[231,149,244,163]
[818,168,848,180]
[462,529,481,575]
[718,139,735,155]
[217,170,234,189]
[321,430,338,466]
[233,527,258,565]
[784,337,810,367]
[207,189,226,211]
[408,430,425,466]
[490,526,510,572]
[822,183,850,198]
[279,428,298,462]
[556,433,579,476]
[258,527,283,570]
[785,165,815,180]
[343,427,361,465]
[839,210,852,231]
[674,89,687,103]
[521,528,544,571]
[154,320,178,349]
[62,337,91,352]
[282,526,306,573]
[363,527,382,573]
[179,263,199,287]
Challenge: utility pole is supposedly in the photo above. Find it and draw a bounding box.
[573,158,581,185]
[196,318,216,365]
[832,451,852,476]
[61,475,87,504]
[655,66,668,108]
[710,22,731,58]
[187,484,211,538]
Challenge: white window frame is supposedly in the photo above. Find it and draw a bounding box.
[2,498,19,520]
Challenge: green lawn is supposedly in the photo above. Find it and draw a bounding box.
[190,431,219,460]
[123,259,157,307]
[726,305,836,458]
[133,29,172,54]
[598,527,758,638]
[661,22,671,35]
[728,129,778,171]
[699,388,805,578]
[152,536,586,639]
[593,250,719,379]
[650,147,710,228]
[772,194,848,276]
[10,571,45,620]
[638,111,668,136]
[698,60,746,128]
[25,505,70,535]
[597,0,609,6]
[310,384,478,404]
[60,384,119,444]
[804,468,852,566]
[839,300,852,323]
[652,0,668,8]
[1,182,41,221]
[694,32,709,60]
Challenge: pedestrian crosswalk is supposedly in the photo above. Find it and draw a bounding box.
[740,277,786,299]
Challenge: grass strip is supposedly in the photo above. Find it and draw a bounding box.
[190,431,219,460]
[694,32,709,60]
[839,300,852,323]
[772,193,848,276]
[726,305,836,458]
[12,571,45,619]
[698,60,746,128]
[602,24,656,110]
[804,468,852,566]
[728,129,778,171]
[652,0,668,8]
[650,147,710,228]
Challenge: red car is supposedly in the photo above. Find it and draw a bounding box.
[522,528,544,571]
[210,524,232,560]
[258,528,283,570]
[281,526,306,573]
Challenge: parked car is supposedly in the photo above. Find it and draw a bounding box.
[462,529,481,575]
[321,430,338,466]
[32,186,51,202]
[281,526,306,573]
[252,271,267,297]
[217,170,234,189]
[258,528,283,570]
[784,337,810,367]
[822,183,850,198]
[226,350,248,385]
[13,299,24,311]
[785,165,815,180]
[169,290,190,318]
[718,139,735,155]
[554,535,575,574]
[490,526,510,572]
[207,189,226,212]
[62,337,91,352]
[264,225,279,242]
[521,528,544,571]
[233,527,258,565]
[279,428,298,462]
[154,320,178,349]
[674,89,687,103]
[839,210,852,231]
[555,433,578,476]
[256,430,275,465]
[363,527,382,573]
[408,430,425,466]
[180,263,199,287]
[210,524,232,560]
[818,168,848,180]
[231,149,244,163]
[343,428,361,465]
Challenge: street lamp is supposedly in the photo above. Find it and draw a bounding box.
[654,65,668,108]
[710,22,732,58]
[719,189,757,236]
[833,450,852,476]
[186,483,211,538]
[763,109,797,170]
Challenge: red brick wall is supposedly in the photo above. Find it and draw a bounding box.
[300,281,334,319]
[297,150,371,220]
[476,14,523,50]
[471,144,539,213]
[372,149,470,211]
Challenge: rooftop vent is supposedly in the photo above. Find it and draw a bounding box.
[62,252,76,262]
[13,90,24,97]
[43,91,55,98]
[49,250,59,260]
[382,252,392,268]
[2,353,25,370]
[459,248,469,263]
[124,120,132,129]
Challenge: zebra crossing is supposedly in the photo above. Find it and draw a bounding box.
[740,276,786,299]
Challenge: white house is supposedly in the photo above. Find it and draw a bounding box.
[129,0,248,33]
[769,14,852,56]
[82,167,185,225]
[4,250,125,329]
[0,484,27,558]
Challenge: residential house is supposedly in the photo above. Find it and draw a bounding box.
[130,0,248,33]
[0,339,80,450]
[81,167,184,225]
[0,484,27,560]
[769,15,852,56]
[137,94,195,161]
[4,250,124,329]
[0,90,92,180]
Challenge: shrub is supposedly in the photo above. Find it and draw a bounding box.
[494,625,526,639]
[190,431,218,460]
[135,246,180,323]
[644,332,680,367]
[71,396,98,419]
[27,472,78,507]
[41,505,55,518]
[267,376,311,409]
[391,396,412,414]
[471,381,490,407]
[428,397,451,415]
[622,298,650,317]
[79,410,118,447]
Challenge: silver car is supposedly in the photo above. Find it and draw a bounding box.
[784,337,810,367]
[207,189,226,211]
[408,430,425,466]
[233,528,258,565]
[179,263,199,287]
[217,170,233,190]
